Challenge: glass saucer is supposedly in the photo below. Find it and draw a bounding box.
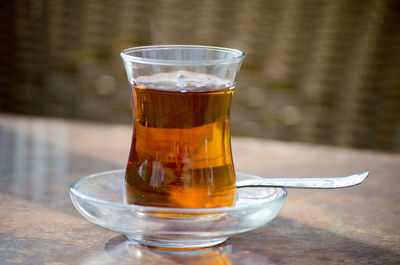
[69,169,286,249]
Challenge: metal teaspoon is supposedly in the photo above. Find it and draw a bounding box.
[237,171,369,189]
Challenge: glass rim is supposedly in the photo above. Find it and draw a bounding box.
[120,45,245,66]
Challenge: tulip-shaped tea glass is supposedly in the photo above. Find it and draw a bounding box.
[69,46,287,249]
[121,45,245,209]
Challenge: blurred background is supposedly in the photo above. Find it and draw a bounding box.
[1,0,399,152]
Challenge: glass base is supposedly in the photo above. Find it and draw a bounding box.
[127,235,229,249]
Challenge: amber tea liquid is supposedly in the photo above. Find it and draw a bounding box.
[125,83,236,208]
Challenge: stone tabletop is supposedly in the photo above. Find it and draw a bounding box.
[0,114,399,265]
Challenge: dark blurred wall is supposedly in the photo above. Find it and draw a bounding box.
[1,0,400,152]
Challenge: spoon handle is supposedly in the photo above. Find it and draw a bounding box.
[237,171,369,189]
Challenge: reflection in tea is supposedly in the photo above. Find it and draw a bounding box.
[125,82,236,208]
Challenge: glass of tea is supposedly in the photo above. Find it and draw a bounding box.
[121,45,244,208]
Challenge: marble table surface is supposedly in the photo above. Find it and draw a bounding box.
[0,114,399,265]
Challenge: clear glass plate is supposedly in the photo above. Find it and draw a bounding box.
[69,169,287,249]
